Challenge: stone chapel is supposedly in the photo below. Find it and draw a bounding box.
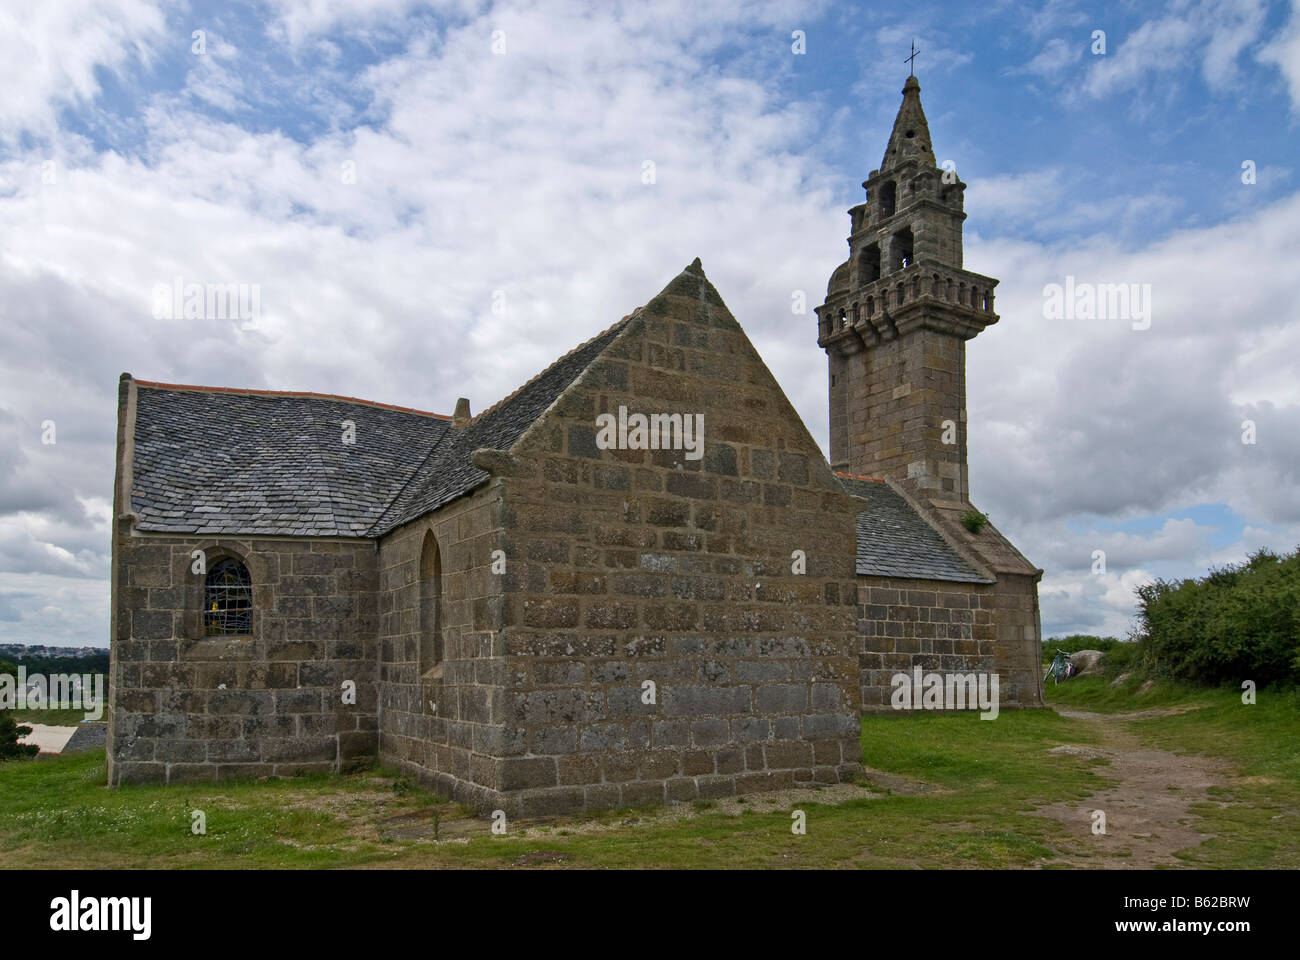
[107,76,1043,815]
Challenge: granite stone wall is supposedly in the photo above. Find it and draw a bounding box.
[107,531,378,785]
[829,327,971,501]
[856,573,1042,713]
[375,484,508,811]
[475,269,865,817]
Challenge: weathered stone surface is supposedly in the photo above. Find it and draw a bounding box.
[106,529,377,786]
[1069,649,1105,675]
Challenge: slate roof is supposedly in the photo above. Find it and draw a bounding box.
[128,317,632,539]
[130,386,450,537]
[838,474,993,584]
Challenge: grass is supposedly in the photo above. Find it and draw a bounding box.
[1045,673,1300,868]
[11,708,98,726]
[1,677,1294,869]
[0,709,1114,870]
[0,755,460,868]
[959,510,989,534]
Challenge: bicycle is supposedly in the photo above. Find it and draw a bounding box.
[1043,650,1076,685]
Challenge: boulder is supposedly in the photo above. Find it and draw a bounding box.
[1069,649,1105,675]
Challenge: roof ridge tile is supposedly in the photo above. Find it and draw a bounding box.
[132,379,451,420]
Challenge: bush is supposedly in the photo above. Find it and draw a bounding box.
[0,715,39,761]
[1042,634,1120,659]
[960,510,989,534]
[1101,641,1139,672]
[1133,547,1300,686]
[0,659,36,761]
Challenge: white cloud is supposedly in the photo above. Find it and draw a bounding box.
[965,189,1300,525]
[1259,0,1300,114]
[965,169,1063,219]
[0,0,168,141]
[0,575,110,646]
[1026,518,1211,576]
[1017,37,1082,79]
[1039,567,1154,638]
[1022,0,1088,41]
[1082,0,1267,100]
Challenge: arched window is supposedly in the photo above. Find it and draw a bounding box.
[204,558,252,636]
[858,243,881,283]
[889,227,913,272]
[880,181,896,218]
[419,531,443,676]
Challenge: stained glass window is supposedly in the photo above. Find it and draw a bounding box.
[204,558,252,636]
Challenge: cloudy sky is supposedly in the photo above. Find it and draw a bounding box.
[1,0,1297,647]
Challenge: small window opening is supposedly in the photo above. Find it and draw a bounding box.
[204,558,252,636]
[889,227,913,272]
[859,243,881,283]
[419,531,443,676]
[880,181,896,218]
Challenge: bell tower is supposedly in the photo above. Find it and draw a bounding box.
[816,75,999,502]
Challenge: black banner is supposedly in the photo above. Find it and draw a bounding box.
[9,868,1276,946]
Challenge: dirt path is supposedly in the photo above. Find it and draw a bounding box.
[1034,706,1232,868]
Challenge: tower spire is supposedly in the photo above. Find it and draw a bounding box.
[882,74,933,169]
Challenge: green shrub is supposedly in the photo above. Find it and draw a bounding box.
[1133,547,1300,686]
[1101,641,1139,672]
[0,715,39,761]
[960,510,989,534]
[1042,635,1119,659]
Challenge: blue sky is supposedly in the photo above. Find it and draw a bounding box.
[1,0,1298,645]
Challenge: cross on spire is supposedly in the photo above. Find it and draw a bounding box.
[905,40,920,77]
